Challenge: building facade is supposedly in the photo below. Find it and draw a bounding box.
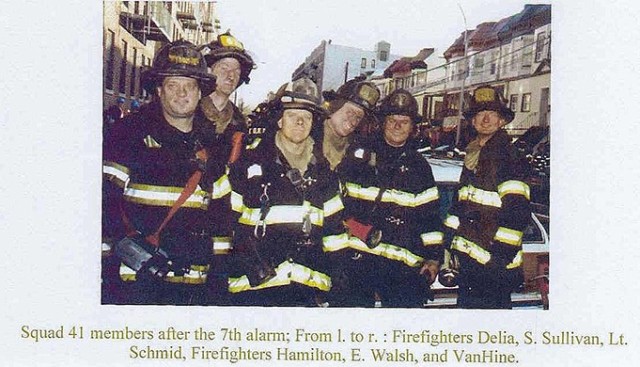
[103,1,220,111]
[394,4,551,137]
[291,40,402,92]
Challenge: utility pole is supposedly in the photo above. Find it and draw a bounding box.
[456,3,469,147]
[344,62,349,84]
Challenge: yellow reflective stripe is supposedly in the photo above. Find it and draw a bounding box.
[322,233,350,250]
[212,174,231,199]
[119,264,210,284]
[323,194,344,218]
[228,261,331,293]
[375,241,424,267]
[323,236,424,268]
[494,226,523,246]
[497,180,531,200]
[246,137,261,150]
[144,135,162,148]
[123,183,208,209]
[103,161,130,188]
[119,265,137,282]
[458,185,502,208]
[345,183,438,208]
[507,250,523,269]
[421,231,444,246]
[345,182,377,200]
[212,236,232,254]
[231,191,244,212]
[238,204,323,226]
[414,186,439,206]
[451,236,491,265]
[444,215,460,230]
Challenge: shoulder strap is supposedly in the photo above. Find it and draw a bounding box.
[144,148,208,247]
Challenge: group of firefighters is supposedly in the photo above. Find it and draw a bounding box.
[102,33,531,309]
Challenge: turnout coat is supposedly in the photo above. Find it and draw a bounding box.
[224,133,348,295]
[444,130,531,291]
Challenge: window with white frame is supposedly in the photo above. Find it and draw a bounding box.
[474,54,484,69]
[521,93,531,112]
[509,94,518,111]
[490,50,498,75]
[522,35,534,67]
[361,58,367,68]
[535,32,547,62]
[502,45,510,73]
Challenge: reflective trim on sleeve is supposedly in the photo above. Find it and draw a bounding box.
[143,135,162,148]
[497,180,531,200]
[228,260,331,293]
[413,186,440,206]
[237,202,323,227]
[212,174,231,199]
[212,236,232,254]
[323,236,424,268]
[344,182,439,208]
[123,183,209,209]
[494,226,524,247]
[451,236,491,265]
[231,191,245,212]
[323,194,344,218]
[322,233,350,250]
[103,160,130,188]
[420,231,444,246]
[246,137,262,150]
[458,185,502,208]
[119,263,210,284]
[444,215,460,230]
[506,250,523,269]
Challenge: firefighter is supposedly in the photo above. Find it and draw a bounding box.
[224,78,348,307]
[444,86,531,309]
[326,89,443,308]
[321,76,381,171]
[102,40,225,305]
[198,31,255,163]
[197,31,256,299]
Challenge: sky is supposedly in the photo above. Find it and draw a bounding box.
[4,2,640,366]
[215,0,552,108]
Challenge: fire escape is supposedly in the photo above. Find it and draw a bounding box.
[119,2,173,44]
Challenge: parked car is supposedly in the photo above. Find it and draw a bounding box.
[424,153,550,309]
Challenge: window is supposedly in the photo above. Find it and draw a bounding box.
[105,30,115,91]
[501,45,510,73]
[473,54,484,69]
[457,59,467,80]
[379,50,388,62]
[535,32,547,62]
[521,93,531,112]
[510,47,519,71]
[371,59,375,68]
[142,56,149,99]
[361,58,367,68]
[489,50,498,75]
[509,94,518,111]
[522,42,533,67]
[130,48,138,97]
[119,40,128,94]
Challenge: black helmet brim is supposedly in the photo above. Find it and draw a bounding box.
[142,69,217,97]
